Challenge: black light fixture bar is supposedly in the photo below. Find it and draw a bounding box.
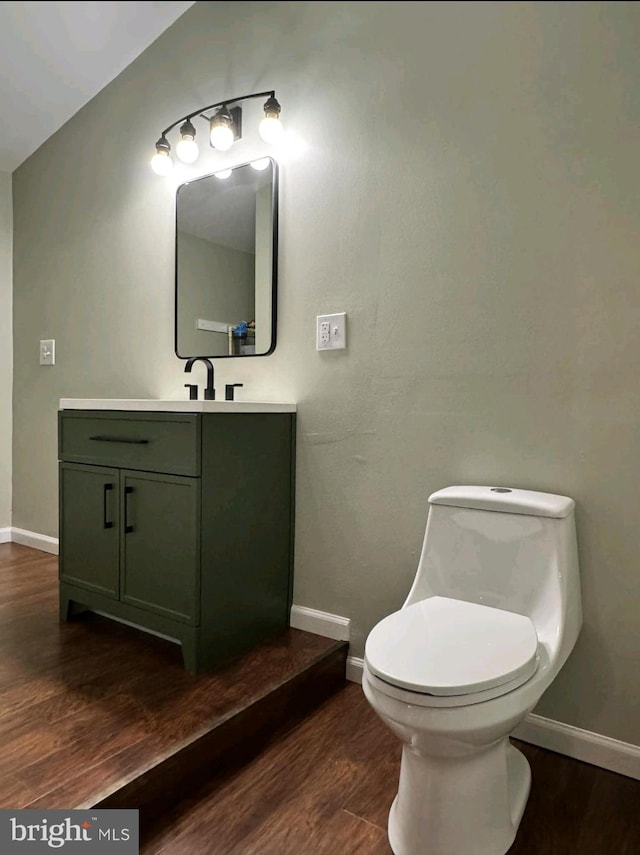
[160,90,276,137]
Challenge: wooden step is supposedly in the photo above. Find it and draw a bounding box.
[0,543,347,814]
[97,633,347,820]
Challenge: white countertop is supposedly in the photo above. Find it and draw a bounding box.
[59,398,297,414]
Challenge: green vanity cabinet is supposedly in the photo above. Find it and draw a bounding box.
[59,463,120,598]
[119,470,200,624]
[58,408,296,674]
[59,464,199,621]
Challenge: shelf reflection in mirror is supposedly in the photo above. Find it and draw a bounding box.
[175,157,278,358]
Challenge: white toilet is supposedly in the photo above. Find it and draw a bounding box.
[362,485,582,855]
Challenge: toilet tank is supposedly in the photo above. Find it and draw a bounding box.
[404,486,581,660]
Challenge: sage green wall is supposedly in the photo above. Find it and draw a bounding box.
[11,1,640,745]
[0,171,11,529]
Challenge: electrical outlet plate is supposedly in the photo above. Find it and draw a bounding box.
[316,313,347,350]
[39,339,55,365]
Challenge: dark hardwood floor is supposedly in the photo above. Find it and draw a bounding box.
[2,542,638,853]
[141,688,640,854]
[0,543,347,812]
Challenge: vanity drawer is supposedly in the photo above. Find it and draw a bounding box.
[59,411,201,476]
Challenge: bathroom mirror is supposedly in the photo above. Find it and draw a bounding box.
[175,157,278,358]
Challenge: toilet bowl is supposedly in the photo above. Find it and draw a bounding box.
[362,485,582,855]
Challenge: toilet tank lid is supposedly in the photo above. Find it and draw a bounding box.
[428,486,575,518]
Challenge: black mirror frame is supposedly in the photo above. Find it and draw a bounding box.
[174,157,279,360]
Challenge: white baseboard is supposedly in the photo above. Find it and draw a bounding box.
[290,604,350,641]
[346,655,364,683]
[344,657,639,780]
[513,713,640,781]
[10,527,59,555]
[0,527,11,544]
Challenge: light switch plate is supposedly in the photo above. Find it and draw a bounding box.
[39,339,55,365]
[316,313,347,350]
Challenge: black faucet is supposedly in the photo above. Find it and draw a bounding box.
[225,383,243,401]
[184,357,216,400]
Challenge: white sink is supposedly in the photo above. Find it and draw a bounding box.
[59,398,296,413]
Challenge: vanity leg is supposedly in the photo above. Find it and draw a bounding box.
[60,591,89,621]
[181,632,198,675]
[60,592,73,621]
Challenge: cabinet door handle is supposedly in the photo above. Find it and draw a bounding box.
[89,435,149,444]
[124,485,135,533]
[103,483,114,529]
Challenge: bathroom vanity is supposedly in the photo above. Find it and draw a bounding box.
[58,399,296,674]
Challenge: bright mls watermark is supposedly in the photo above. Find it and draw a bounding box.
[0,810,138,853]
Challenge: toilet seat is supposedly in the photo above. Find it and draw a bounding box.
[365,596,539,703]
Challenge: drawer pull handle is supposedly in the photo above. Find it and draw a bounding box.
[124,485,135,534]
[103,483,114,530]
[89,435,149,444]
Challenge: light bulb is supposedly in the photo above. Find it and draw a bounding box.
[259,115,283,144]
[250,157,271,171]
[151,150,173,176]
[151,135,173,175]
[259,95,282,143]
[210,123,234,151]
[176,119,199,164]
[209,107,235,151]
[176,137,199,164]
[214,169,232,180]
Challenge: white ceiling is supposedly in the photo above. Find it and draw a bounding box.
[0,1,195,172]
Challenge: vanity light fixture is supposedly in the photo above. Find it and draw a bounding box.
[150,90,282,175]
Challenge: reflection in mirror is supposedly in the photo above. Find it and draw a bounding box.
[175,157,278,358]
